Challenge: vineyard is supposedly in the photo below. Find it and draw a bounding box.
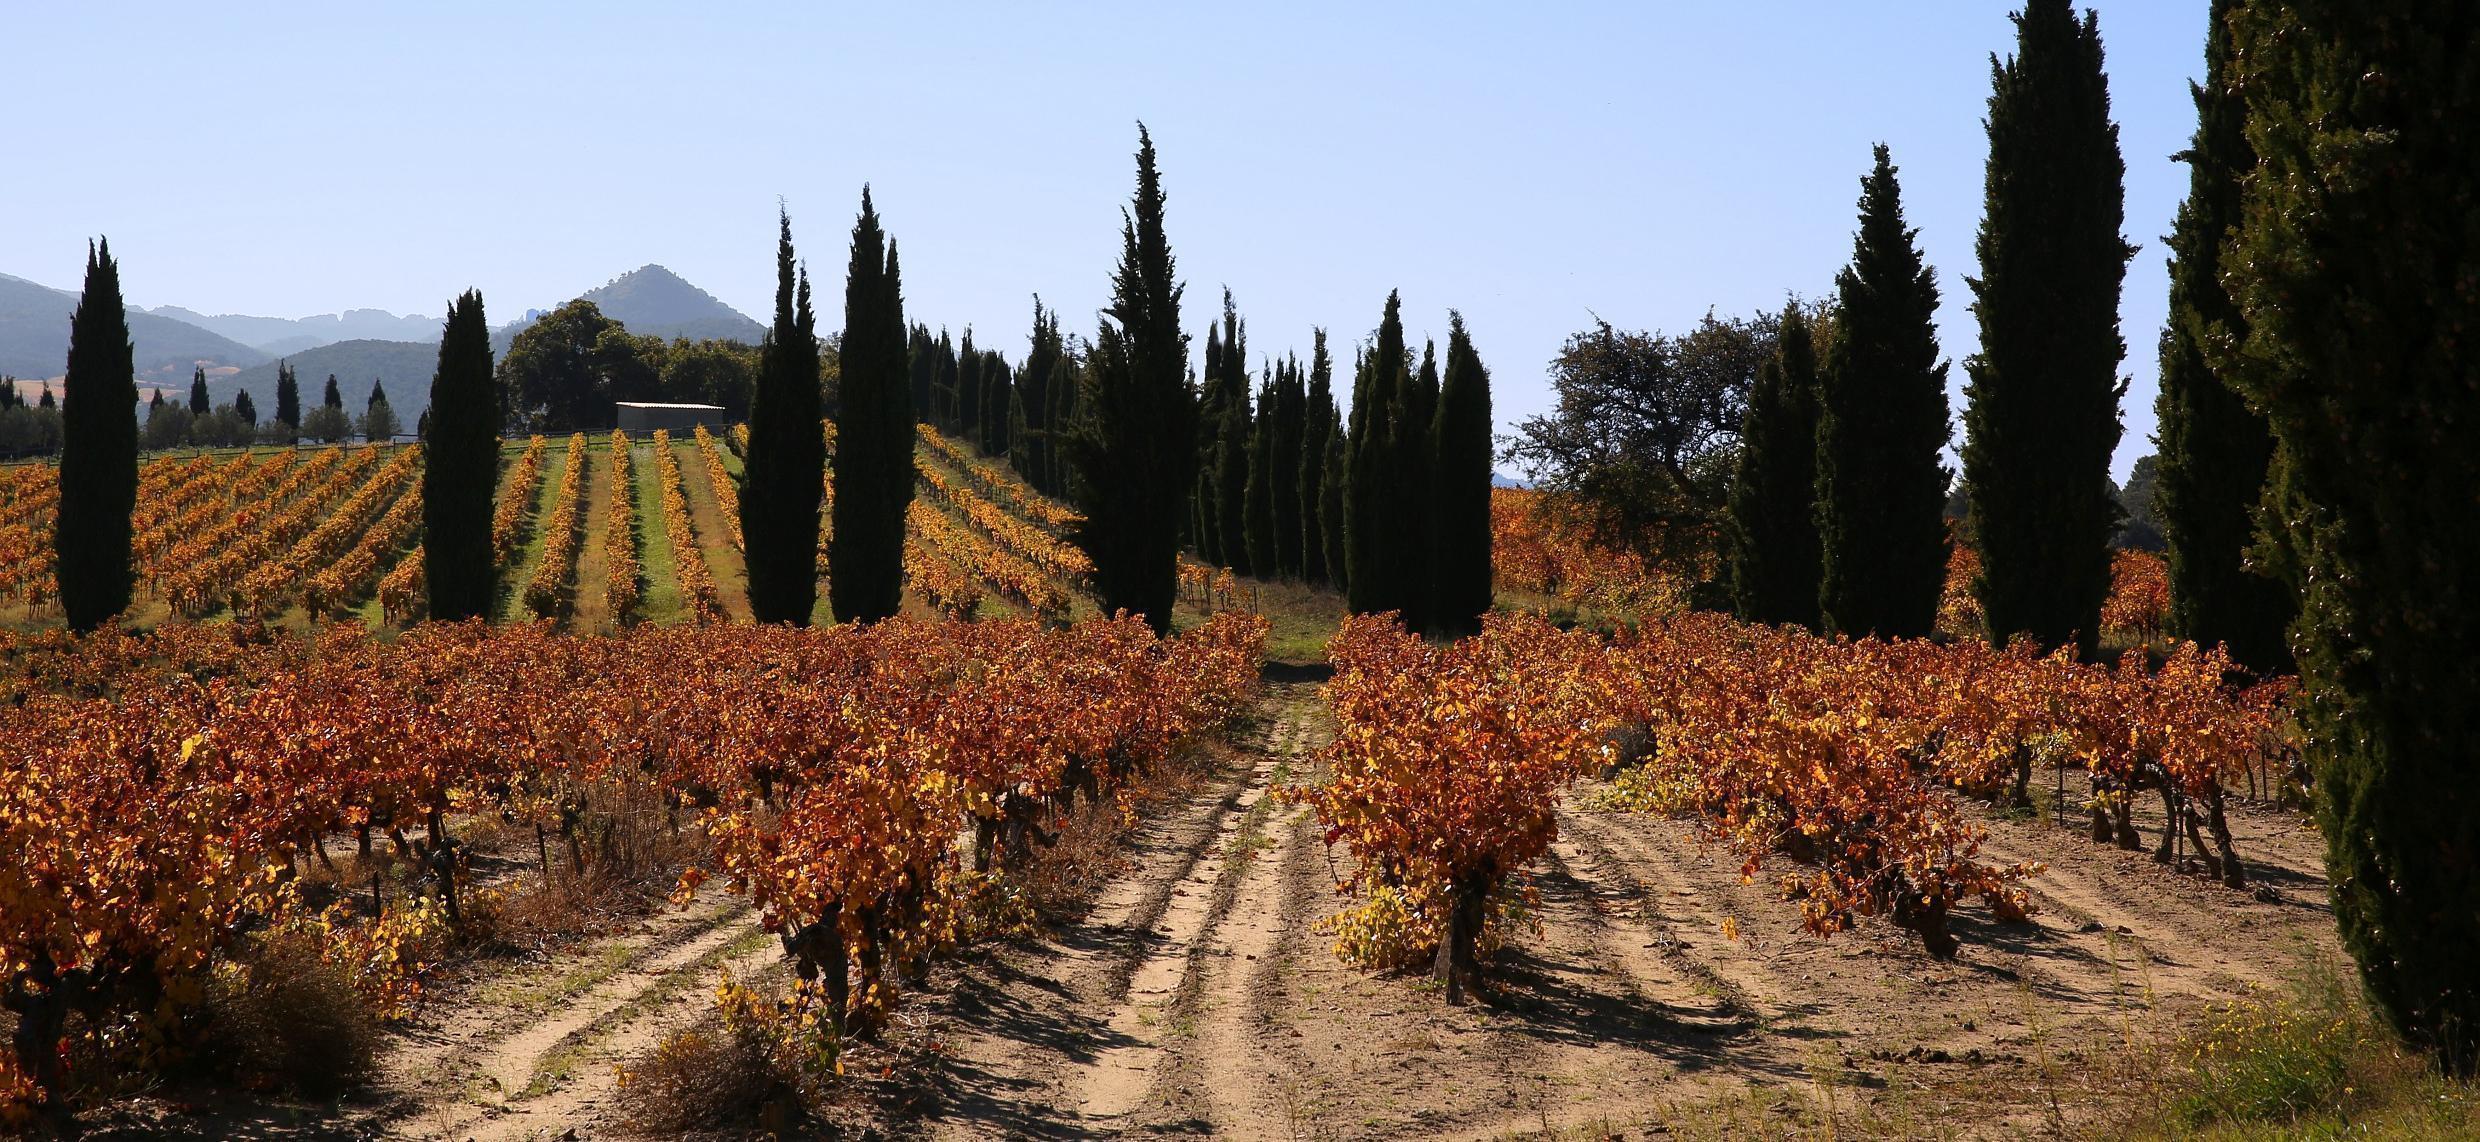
[1,443,2353,1138]
[0,423,1190,637]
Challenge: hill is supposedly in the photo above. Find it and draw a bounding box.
[146,305,443,354]
[0,271,268,382]
[221,339,439,420]
[492,264,763,355]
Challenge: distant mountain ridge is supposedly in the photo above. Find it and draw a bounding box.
[3,263,760,391]
[0,271,267,382]
[145,305,444,355]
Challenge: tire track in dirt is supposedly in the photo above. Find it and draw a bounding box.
[473,925,784,1140]
[922,736,1267,1139]
[1154,689,1323,1136]
[1967,800,2336,1003]
[369,890,759,1139]
[1066,733,1288,1124]
[1556,808,1799,1029]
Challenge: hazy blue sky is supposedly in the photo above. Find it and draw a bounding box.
[7,2,2213,479]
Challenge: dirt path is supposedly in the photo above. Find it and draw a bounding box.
[363,890,771,1140]
[905,688,2344,1140]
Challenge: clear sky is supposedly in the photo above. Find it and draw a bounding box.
[6,2,2211,480]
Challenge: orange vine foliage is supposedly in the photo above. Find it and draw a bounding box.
[522,434,589,617]
[652,430,722,623]
[691,425,742,550]
[1488,488,1684,616]
[2101,549,2170,641]
[0,610,1264,1107]
[604,431,641,620]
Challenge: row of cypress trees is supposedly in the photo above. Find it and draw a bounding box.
[1729,142,1952,642]
[1717,0,2478,1074]
[1729,0,2129,651]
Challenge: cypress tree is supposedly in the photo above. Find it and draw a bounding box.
[37,385,54,410]
[275,361,301,442]
[1345,292,1410,618]
[323,374,343,409]
[931,330,958,433]
[1211,301,1252,575]
[424,289,499,622]
[1298,332,1335,584]
[956,329,983,444]
[1816,146,1953,640]
[234,389,257,426]
[188,365,209,415]
[830,190,913,625]
[367,379,390,416]
[908,324,935,425]
[1319,395,1348,596]
[744,207,825,625]
[1270,354,1306,577]
[1430,312,1494,637]
[1962,0,2132,658]
[56,239,138,633]
[2153,0,2291,673]
[1395,339,1441,632]
[1016,298,1063,490]
[1728,303,1825,629]
[982,351,1014,456]
[1067,124,1196,635]
[1044,336,1081,497]
[1193,318,1225,565]
[1243,368,1278,576]
[143,388,161,415]
[2214,1,2479,1070]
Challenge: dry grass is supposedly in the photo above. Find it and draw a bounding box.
[197,929,382,1099]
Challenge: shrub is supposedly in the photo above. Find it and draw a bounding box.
[198,929,381,1100]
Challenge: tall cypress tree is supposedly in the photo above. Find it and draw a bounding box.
[1270,354,1306,577]
[234,389,257,426]
[1345,292,1410,617]
[1016,298,1063,490]
[1194,317,1227,565]
[982,352,1014,455]
[1242,368,1278,576]
[1067,125,1196,635]
[2215,1,2479,1071]
[323,374,343,409]
[1816,146,1953,640]
[744,207,825,625]
[424,290,499,621]
[1962,0,2132,658]
[1728,303,1825,629]
[2154,0,2291,673]
[830,190,913,625]
[1298,331,1335,584]
[956,329,983,444]
[1211,306,1253,575]
[908,324,935,426]
[1394,339,1441,632]
[188,365,209,415]
[930,331,958,433]
[56,239,138,634]
[1430,312,1494,637]
[1320,402,1348,596]
[1045,337,1081,498]
[275,361,301,442]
